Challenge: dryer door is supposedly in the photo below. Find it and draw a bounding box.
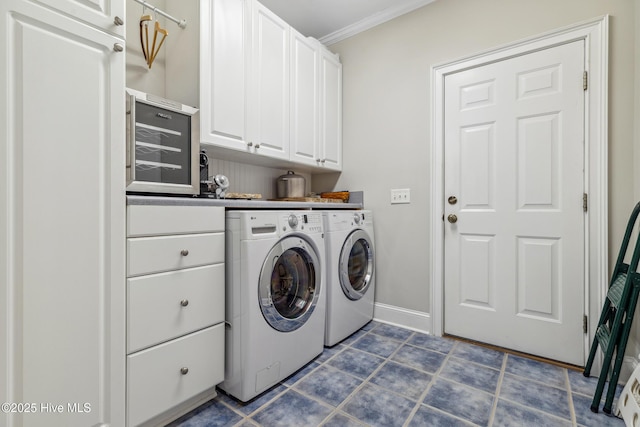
[259,236,321,332]
[339,229,375,300]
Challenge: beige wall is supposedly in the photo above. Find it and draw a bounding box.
[313,0,636,320]
[126,0,167,95]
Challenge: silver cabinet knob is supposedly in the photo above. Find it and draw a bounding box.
[114,16,124,26]
[180,367,189,375]
[255,144,261,149]
[247,142,253,147]
[113,43,124,52]
[180,299,189,307]
[447,214,458,224]
[180,249,189,256]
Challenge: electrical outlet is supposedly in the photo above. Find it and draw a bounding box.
[391,188,410,204]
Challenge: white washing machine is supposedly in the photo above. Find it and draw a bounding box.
[323,210,375,347]
[219,210,326,402]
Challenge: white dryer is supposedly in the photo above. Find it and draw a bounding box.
[219,210,326,402]
[323,210,375,347]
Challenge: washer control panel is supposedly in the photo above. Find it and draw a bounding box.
[281,212,323,233]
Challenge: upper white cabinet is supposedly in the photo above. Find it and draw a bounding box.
[200,0,248,151]
[37,0,125,37]
[200,0,342,172]
[248,0,290,160]
[0,1,126,427]
[319,47,343,170]
[290,29,319,167]
[291,38,343,171]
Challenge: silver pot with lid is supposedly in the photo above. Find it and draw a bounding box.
[276,170,306,198]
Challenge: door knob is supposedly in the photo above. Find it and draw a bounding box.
[448,195,458,205]
[447,214,458,224]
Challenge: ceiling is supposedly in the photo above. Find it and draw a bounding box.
[259,0,436,45]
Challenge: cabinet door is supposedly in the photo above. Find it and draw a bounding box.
[200,0,250,152]
[37,0,124,36]
[0,1,126,426]
[290,30,319,167]
[319,48,343,171]
[249,0,290,160]
[127,325,224,427]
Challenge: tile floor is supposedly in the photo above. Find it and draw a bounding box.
[169,321,626,427]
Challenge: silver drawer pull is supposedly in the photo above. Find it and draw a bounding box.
[180,367,189,375]
[180,249,189,256]
[180,299,189,307]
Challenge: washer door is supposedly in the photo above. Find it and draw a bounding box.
[259,236,321,332]
[339,229,374,301]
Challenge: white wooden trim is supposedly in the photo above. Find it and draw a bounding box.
[430,16,608,369]
[319,0,436,46]
[373,302,431,334]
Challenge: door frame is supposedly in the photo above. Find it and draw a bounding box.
[430,16,608,366]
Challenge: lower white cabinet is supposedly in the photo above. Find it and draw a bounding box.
[127,264,225,353]
[126,204,225,426]
[127,325,225,427]
[127,233,225,276]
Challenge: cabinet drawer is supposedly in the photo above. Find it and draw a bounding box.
[127,204,225,237]
[127,264,225,353]
[127,233,224,276]
[127,324,225,427]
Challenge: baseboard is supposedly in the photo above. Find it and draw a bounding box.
[138,387,218,427]
[373,302,431,334]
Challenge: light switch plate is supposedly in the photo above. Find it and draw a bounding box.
[391,188,410,204]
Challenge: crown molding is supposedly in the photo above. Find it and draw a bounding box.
[319,0,436,46]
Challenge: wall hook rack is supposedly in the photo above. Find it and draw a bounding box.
[132,0,187,29]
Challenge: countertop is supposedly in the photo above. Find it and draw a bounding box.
[126,195,364,210]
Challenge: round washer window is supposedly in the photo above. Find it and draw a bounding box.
[259,237,321,332]
[339,230,374,301]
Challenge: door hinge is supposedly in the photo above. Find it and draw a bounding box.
[583,314,588,333]
[583,193,588,212]
[583,70,588,90]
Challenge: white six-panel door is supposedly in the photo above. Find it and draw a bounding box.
[443,40,586,365]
